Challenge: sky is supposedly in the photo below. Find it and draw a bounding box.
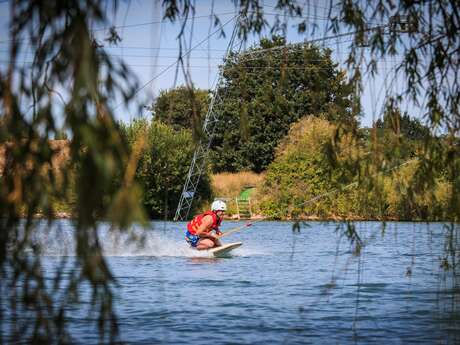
[0,0,411,128]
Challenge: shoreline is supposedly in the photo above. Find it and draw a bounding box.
[30,212,456,223]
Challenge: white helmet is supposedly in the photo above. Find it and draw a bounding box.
[211,200,227,211]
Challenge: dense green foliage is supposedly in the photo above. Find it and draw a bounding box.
[149,86,209,136]
[333,0,460,225]
[259,117,360,219]
[259,116,456,221]
[209,36,356,173]
[0,1,149,342]
[375,98,430,142]
[120,119,212,219]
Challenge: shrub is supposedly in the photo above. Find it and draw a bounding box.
[260,117,361,219]
[121,119,212,219]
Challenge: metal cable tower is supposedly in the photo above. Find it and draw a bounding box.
[174,17,243,221]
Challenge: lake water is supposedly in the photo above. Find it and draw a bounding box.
[3,220,460,344]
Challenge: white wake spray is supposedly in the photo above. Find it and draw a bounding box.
[33,221,253,258]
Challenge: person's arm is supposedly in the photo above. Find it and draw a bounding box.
[195,216,217,239]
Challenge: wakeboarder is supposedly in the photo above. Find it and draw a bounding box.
[185,200,226,250]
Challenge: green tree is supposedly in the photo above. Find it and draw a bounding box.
[210,36,357,173]
[375,98,430,142]
[369,100,426,168]
[121,119,212,219]
[259,115,455,221]
[383,160,454,221]
[260,117,362,219]
[0,1,147,343]
[149,86,209,135]
[332,0,460,227]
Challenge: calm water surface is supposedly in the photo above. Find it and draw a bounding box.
[10,221,460,344]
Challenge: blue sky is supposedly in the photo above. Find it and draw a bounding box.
[0,0,410,128]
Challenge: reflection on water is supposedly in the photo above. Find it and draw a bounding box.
[187,257,223,264]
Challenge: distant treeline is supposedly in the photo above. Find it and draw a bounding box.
[46,37,455,221]
[257,116,453,221]
[119,109,454,221]
[140,37,455,221]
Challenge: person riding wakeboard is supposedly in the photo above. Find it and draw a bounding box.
[185,200,226,250]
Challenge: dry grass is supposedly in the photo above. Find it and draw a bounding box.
[0,140,70,175]
[211,171,265,198]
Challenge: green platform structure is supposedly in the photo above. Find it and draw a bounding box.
[235,186,255,220]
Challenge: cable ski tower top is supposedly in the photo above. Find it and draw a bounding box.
[174,16,243,221]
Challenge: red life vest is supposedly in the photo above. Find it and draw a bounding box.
[187,210,222,235]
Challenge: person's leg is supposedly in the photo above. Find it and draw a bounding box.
[196,238,215,250]
[213,238,222,247]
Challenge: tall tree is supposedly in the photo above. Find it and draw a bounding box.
[0,1,148,343]
[149,86,209,135]
[331,2,460,318]
[209,36,356,173]
[121,119,212,219]
[375,98,430,142]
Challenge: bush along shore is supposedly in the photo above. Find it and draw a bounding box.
[12,114,458,222]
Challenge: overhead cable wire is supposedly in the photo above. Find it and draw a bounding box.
[92,11,333,32]
[238,24,388,58]
[1,60,403,70]
[1,9,319,45]
[0,35,363,59]
[0,9,384,45]
[113,14,239,109]
[92,11,237,32]
[0,51,363,61]
[0,12,237,45]
[0,36,366,60]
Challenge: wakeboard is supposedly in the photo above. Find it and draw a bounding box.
[208,242,242,257]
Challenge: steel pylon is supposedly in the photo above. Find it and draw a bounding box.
[174,17,243,221]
